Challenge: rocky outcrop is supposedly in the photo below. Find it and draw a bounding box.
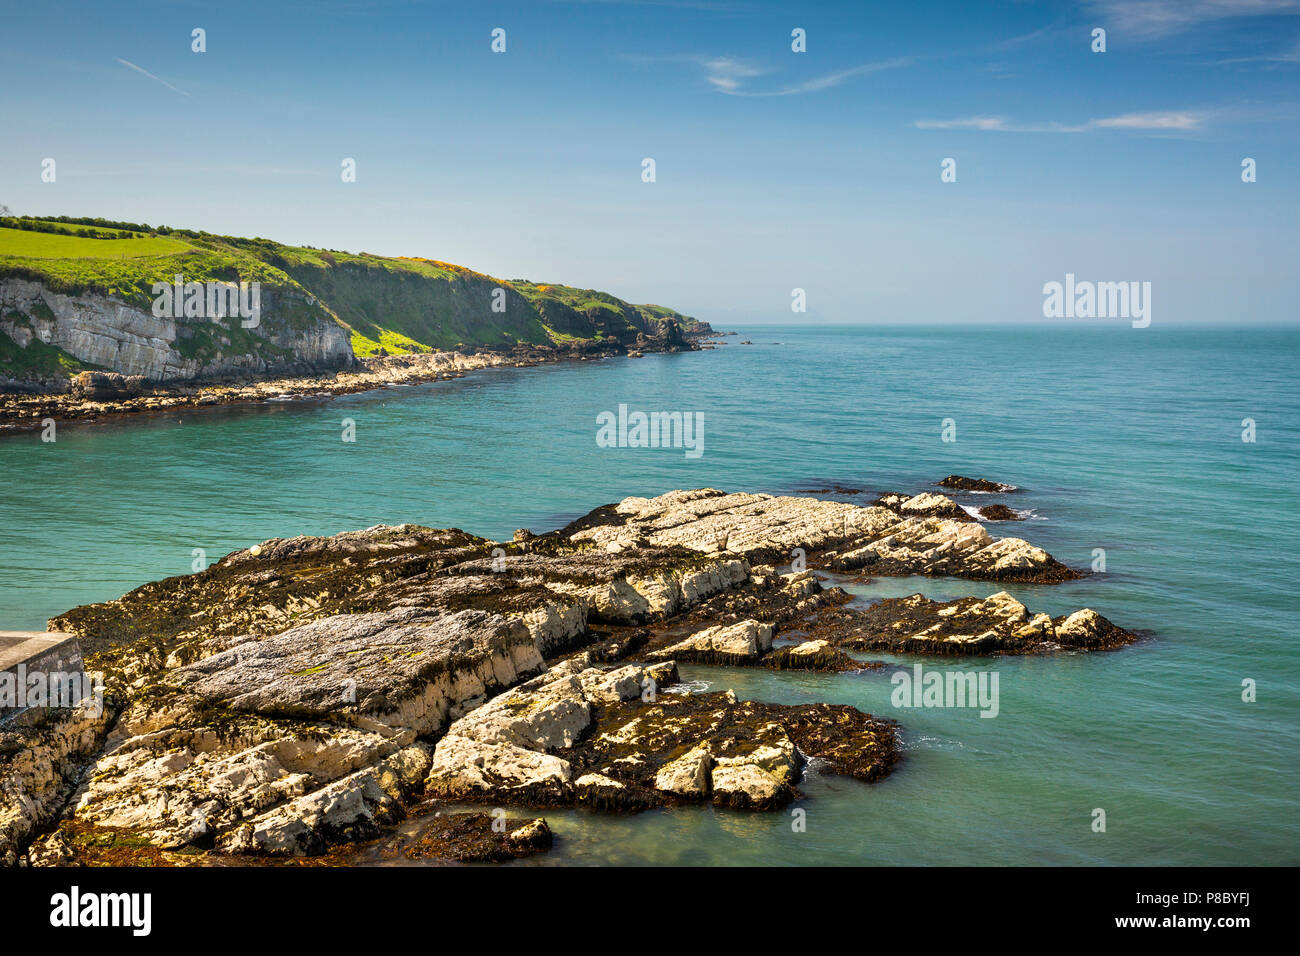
[648,620,774,665]
[3,485,1135,864]
[978,504,1023,521]
[0,707,113,866]
[69,371,146,400]
[938,475,1018,493]
[806,591,1138,655]
[216,745,432,856]
[425,653,898,810]
[873,491,976,522]
[647,620,869,672]
[165,608,543,733]
[36,607,548,858]
[6,524,821,859]
[565,488,1078,583]
[27,807,555,866]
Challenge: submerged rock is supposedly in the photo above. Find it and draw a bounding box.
[977,504,1023,521]
[383,811,553,863]
[872,491,976,522]
[938,475,1018,493]
[765,640,869,672]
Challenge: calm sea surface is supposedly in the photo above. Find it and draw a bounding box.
[1,324,1296,865]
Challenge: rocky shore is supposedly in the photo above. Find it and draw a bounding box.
[1,486,1137,866]
[0,334,703,435]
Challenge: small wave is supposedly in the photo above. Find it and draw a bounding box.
[961,504,1045,522]
[801,755,834,777]
[666,679,712,695]
[903,734,967,752]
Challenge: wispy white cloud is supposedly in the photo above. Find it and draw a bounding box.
[1092,110,1206,129]
[697,55,912,97]
[761,57,913,96]
[916,115,1018,131]
[915,110,1206,132]
[115,58,189,96]
[699,56,766,92]
[1087,0,1300,38]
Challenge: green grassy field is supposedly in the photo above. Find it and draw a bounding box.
[0,227,194,259]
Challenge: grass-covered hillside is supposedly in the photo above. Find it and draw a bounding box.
[0,216,710,373]
[510,280,710,348]
[0,217,345,381]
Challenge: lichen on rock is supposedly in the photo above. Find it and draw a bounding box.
[806,591,1138,655]
[425,653,899,811]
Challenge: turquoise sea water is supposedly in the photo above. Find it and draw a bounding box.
[1,324,1296,865]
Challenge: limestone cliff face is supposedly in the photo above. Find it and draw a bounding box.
[0,278,353,386]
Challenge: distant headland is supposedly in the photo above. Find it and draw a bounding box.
[0,215,717,431]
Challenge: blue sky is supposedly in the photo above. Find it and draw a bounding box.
[1,0,1297,324]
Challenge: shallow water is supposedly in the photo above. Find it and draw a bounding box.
[1,324,1296,864]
